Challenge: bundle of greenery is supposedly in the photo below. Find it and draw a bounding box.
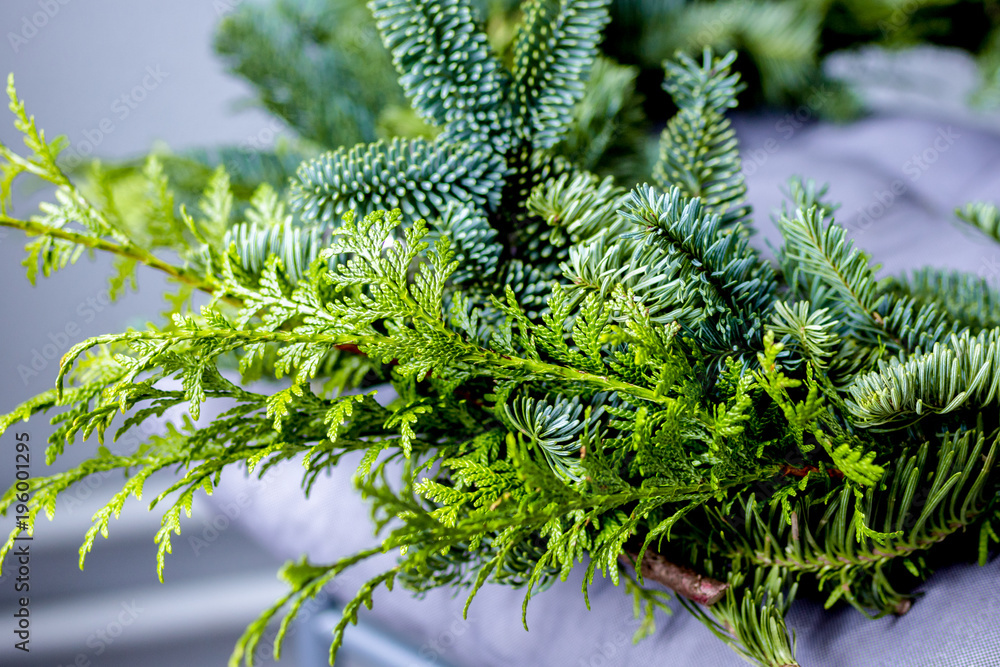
[2,1,1000,666]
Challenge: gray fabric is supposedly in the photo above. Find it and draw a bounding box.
[214,113,1000,667]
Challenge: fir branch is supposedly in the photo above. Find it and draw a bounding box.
[510,0,612,150]
[721,428,998,616]
[775,205,900,351]
[678,566,799,667]
[847,328,1000,427]
[3,9,999,667]
[619,183,776,363]
[371,0,514,151]
[290,136,507,224]
[653,49,749,231]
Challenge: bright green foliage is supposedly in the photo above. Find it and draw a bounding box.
[428,202,501,284]
[94,146,310,222]
[3,4,1000,667]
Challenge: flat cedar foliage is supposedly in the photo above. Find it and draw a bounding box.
[3,2,1000,666]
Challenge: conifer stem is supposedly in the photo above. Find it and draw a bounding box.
[488,353,674,405]
[620,550,728,606]
[0,215,240,306]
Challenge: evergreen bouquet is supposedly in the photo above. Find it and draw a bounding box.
[2,1,1000,666]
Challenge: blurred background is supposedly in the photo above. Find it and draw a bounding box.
[2,1,1000,666]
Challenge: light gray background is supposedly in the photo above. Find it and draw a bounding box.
[1,2,1000,666]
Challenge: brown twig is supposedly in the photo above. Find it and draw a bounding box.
[620,550,729,606]
[780,464,844,480]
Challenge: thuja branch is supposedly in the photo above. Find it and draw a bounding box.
[0,214,238,306]
[484,351,677,406]
[7,14,1000,665]
[54,327,372,396]
[65,321,682,408]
